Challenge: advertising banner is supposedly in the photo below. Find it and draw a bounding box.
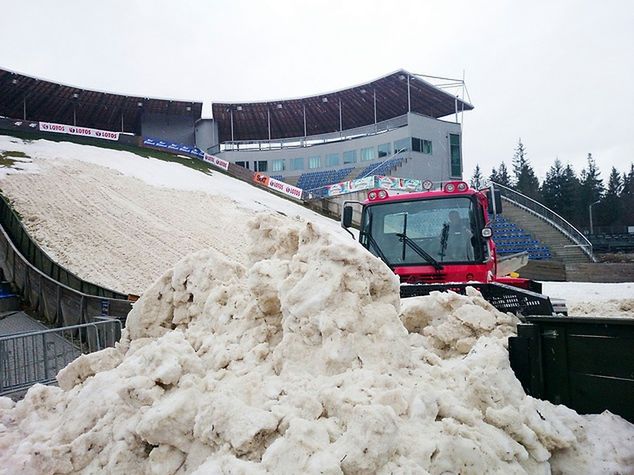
[143,137,204,158]
[203,153,229,171]
[376,175,423,192]
[326,176,375,197]
[253,173,303,200]
[39,122,120,141]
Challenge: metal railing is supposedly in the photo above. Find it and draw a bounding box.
[0,194,127,299]
[490,182,596,262]
[0,318,122,396]
[221,114,409,151]
[0,222,133,327]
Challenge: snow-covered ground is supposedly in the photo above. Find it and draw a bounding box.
[0,136,350,294]
[0,135,633,473]
[542,281,634,317]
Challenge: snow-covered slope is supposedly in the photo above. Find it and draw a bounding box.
[0,135,348,294]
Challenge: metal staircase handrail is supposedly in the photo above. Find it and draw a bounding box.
[489,181,596,262]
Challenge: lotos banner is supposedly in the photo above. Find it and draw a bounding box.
[253,173,303,200]
[203,153,229,171]
[39,122,120,141]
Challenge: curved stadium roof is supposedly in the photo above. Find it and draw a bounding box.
[0,67,203,135]
[0,67,472,141]
[212,69,473,142]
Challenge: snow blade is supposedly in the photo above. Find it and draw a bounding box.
[400,282,555,316]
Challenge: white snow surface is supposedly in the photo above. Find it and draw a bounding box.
[1,214,633,474]
[0,136,632,473]
[542,281,634,317]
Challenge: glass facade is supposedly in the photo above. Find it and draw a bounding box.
[343,150,357,164]
[394,137,409,153]
[272,159,285,172]
[450,134,461,177]
[290,157,304,171]
[254,160,267,172]
[412,137,432,154]
[326,153,340,166]
[378,143,391,158]
[360,147,376,162]
[308,156,321,169]
[236,161,249,169]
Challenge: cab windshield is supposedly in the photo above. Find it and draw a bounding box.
[360,196,483,266]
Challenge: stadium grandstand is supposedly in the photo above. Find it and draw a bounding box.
[0,67,473,189]
[0,67,202,145]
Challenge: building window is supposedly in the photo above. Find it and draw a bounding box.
[394,138,409,153]
[450,134,461,177]
[422,139,432,154]
[254,161,267,172]
[326,153,340,166]
[412,137,421,152]
[360,147,376,162]
[290,157,304,171]
[272,159,285,172]
[236,161,249,169]
[308,156,321,169]
[343,150,357,164]
[378,143,390,158]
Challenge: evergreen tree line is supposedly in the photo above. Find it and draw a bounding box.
[469,139,634,233]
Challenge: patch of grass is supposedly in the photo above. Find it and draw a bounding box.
[0,150,29,159]
[0,150,30,167]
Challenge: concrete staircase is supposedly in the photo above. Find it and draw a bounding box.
[500,198,592,264]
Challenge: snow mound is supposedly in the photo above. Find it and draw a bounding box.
[1,214,633,474]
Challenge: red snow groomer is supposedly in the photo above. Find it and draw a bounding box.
[341,181,564,316]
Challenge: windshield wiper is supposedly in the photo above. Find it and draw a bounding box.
[396,231,444,271]
[439,222,449,261]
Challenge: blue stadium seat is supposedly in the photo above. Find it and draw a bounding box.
[490,216,552,260]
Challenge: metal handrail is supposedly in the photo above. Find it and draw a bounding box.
[489,181,596,262]
[221,113,409,151]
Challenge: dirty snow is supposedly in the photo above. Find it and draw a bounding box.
[0,136,348,294]
[1,214,632,474]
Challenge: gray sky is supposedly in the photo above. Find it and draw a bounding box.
[1,0,632,181]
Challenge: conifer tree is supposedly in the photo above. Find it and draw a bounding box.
[578,153,604,228]
[490,162,512,187]
[470,164,484,189]
[512,139,541,199]
[597,167,623,228]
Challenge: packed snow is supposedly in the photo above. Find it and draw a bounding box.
[542,281,634,317]
[0,135,633,473]
[1,214,632,474]
[0,136,348,294]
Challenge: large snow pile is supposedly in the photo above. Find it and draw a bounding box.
[1,215,632,474]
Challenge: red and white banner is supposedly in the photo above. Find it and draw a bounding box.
[203,153,230,171]
[253,173,303,200]
[39,122,120,141]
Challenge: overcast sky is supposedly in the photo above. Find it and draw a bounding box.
[1,0,632,181]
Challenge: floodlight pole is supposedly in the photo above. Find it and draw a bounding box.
[23,96,26,120]
[373,89,377,132]
[407,75,411,112]
[589,200,600,235]
[267,108,271,148]
[303,102,307,145]
[230,109,234,144]
[338,97,342,137]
